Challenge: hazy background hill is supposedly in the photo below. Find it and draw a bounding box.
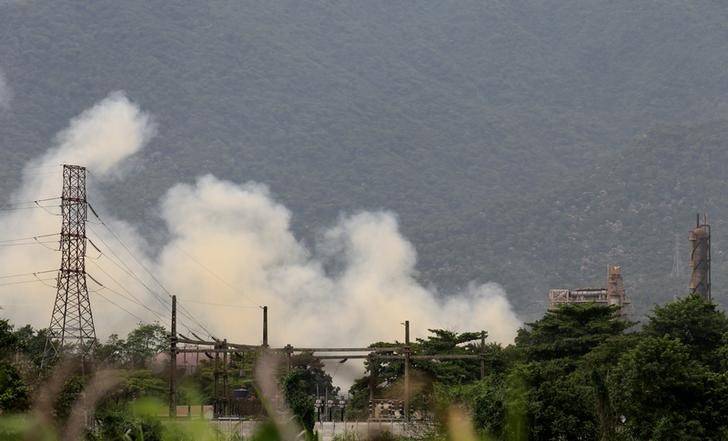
[2,0,728,319]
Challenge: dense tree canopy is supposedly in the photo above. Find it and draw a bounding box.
[609,336,728,441]
[3,295,728,440]
[643,295,728,368]
[366,297,728,440]
[515,304,632,362]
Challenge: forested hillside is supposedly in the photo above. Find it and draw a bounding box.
[2,1,728,318]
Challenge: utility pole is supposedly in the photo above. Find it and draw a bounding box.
[262,306,268,347]
[480,331,486,379]
[169,295,177,417]
[43,164,96,367]
[284,344,293,371]
[368,354,376,419]
[404,320,410,423]
[213,344,220,417]
[222,339,229,417]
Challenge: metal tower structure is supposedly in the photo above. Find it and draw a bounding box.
[44,164,96,361]
[689,213,711,300]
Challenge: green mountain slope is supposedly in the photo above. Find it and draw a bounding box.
[463,120,728,317]
[1,1,728,317]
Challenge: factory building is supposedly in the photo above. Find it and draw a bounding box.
[548,265,629,311]
[549,213,713,312]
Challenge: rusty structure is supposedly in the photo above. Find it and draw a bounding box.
[689,214,711,300]
[607,265,626,307]
[548,264,629,312]
[43,165,96,363]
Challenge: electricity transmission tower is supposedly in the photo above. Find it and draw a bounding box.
[43,164,96,363]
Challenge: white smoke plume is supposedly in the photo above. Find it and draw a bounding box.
[154,177,521,347]
[0,92,521,361]
[0,68,11,110]
[0,91,156,334]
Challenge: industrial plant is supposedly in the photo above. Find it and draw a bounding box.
[548,213,713,311]
[548,265,629,312]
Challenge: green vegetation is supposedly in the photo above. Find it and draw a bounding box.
[2,294,728,439]
[282,370,316,437]
[347,295,728,440]
[0,317,338,440]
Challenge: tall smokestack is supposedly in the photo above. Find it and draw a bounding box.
[689,213,711,300]
[607,265,625,308]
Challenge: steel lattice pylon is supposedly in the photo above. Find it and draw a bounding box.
[44,164,96,361]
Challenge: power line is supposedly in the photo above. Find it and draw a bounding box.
[0,239,60,252]
[88,277,169,324]
[0,233,59,243]
[86,203,216,338]
[87,203,172,297]
[32,273,58,289]
[32,237,60,251]
[87,263,171,323]
[34,201,62,216]
[0,277,56,288]
[176,303,216,338]
[182,299,259,309]
[0,269,58,280]
[0,240,58,247]
[0,197,61,209]
[90,289,147,323]
[87,273,205,338]
[0,204,61,212]
[86,256,208,337]
[87,232,211,337]
[86,225,172,310]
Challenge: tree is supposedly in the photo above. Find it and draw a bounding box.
[289,352,339,396]
[348,329,491,418]
[718,332,728,372]
[95,333,126,366]
[12,325,49,371]
[643,295,728,369]
[608,336,728,441]
[516,304,632,362]
[115,369,167,402]
[366,329,488,390]
[579,334,641,441]
[122,323,167,368]
[54,375,85,422]
[345,375,372,420]
[433,374,507,438]
[512,304,632,441]
[520,359,598,441]
[349,329,509,426]
[0,319,17,360]
[283,369,316,437]
[413,329,487,385]
[0,362,30,412]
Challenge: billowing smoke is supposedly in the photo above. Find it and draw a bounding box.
[156,178,521,347]
[0,92,521,362]
[0,91,156,332]
[0,68,11,110]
